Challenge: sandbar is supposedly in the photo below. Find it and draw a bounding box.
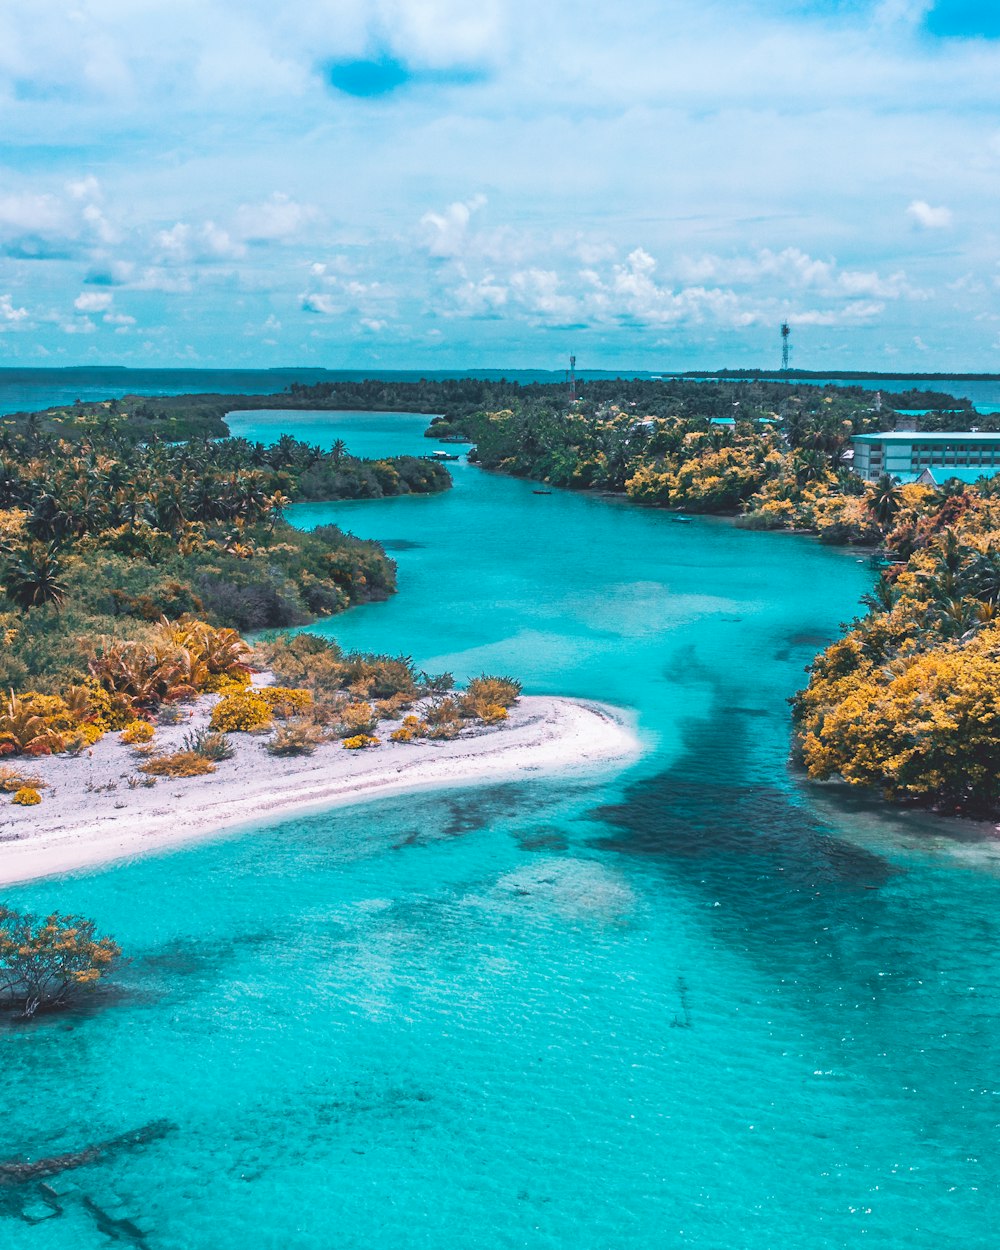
[0,693,641,887]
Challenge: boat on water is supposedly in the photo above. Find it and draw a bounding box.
[427,450,461,461]
[671,515,693,524]
[533,490,553,495]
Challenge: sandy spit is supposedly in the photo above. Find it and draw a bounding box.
[0,694,641,887]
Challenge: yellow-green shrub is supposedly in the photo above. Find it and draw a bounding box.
[0,767,44,794]
[334,701,377,738]
[79,681,135,732]
[120,720,155,745]
[464,675,522,708]
[259,687,313,717]
[342,734,379,750]
[389,715,429,743]
[203,672,252,695]
[19,692,77,732]
[375,692,415,719]
[139,751,216,778]
[424,697,464,739]
[209,691,273,733]
[62,722,105,754]
[12,786,41,805]
[266,720,325,756]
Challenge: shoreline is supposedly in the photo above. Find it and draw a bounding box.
[0,695,642,888]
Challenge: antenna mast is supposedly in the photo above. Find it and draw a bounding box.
[569,354,577,402]
[780,322,791,373]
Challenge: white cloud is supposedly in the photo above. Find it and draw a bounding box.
[0,194,70,237]
[676,247,915,299]
[509,268,579,322]
[1,1,1000,366]
[420,195,487,259]
[0,180,119,258]
[74,291,113,312]
[452,273,509,315]
[433,236,910,336]
[67,175,101,201]
[378,0,505,68]
[790,301,885,326]
[0,294,29,326]
[154,221,246,263]
[234,194,317,243]
[906,200,953,229]
[132,267,194,293]
[301,292,339,315]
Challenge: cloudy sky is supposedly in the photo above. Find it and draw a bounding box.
[1,0,999,370]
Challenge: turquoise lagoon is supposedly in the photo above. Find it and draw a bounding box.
[4,410,1000,1248]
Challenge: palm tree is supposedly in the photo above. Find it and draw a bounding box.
[3,544,67,611]
[264,491,292,536]
[861,576,897,613]
[869,473,902,526]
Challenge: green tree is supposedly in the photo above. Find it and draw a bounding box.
[0,907,122,1018]
[3,544,67,611]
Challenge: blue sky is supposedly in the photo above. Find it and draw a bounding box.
[0,0,999,370]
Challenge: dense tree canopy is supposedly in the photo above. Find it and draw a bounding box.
[0,415,449,692]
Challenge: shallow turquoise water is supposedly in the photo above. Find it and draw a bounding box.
[4,410,1000,1248]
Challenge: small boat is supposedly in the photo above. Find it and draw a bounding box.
[427,450,461,461]
[533,490,552,495]
[671,515,693,524]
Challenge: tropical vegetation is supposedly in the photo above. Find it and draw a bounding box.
[0,408,449,695]
[793,481,1000,813]
[427,378,1000,815]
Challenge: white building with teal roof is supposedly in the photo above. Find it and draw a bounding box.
[852,431,1000,484]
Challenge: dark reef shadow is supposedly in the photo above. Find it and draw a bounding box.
[588,679,908,991]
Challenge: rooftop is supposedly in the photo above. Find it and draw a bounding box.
[853,431,1000,443]
[897,467,1000,486]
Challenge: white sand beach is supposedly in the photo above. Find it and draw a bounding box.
[0,693,641,887]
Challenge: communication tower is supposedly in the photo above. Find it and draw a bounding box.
[569,354,577,402]
[780,322,791,372]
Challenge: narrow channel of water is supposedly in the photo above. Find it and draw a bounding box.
[3,409,999,1249]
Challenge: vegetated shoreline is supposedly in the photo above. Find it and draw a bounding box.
[0,680,641,887]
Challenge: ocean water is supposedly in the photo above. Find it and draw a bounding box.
[4,409,1000,1248]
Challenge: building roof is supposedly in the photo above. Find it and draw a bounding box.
[853,431,1000,444]
[708,416,777,427]
[895,466,1000,486]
